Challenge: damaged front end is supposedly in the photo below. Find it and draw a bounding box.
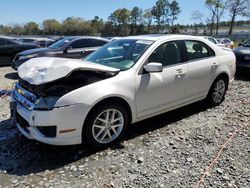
[15,70,118,111]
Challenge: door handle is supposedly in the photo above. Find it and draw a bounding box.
[212,63,218,69]
[176,69,185,78]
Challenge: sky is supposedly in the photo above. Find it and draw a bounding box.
[0,0,243,26]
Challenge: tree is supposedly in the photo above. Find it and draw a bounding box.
[205,0,226,35]
[12,24,23,35]
[169,0,181,26]
[108,8,130,36]
[227,0,250,35]
[130,6,143,34]
[191,10,204,24]
[23,22,39,35]
[42,19,61,35]
[143,9,153,33]
[91,16,104,36]
[151,0,169,32]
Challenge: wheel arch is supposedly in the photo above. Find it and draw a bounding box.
[81,96,133,143]
[207,72,230,97]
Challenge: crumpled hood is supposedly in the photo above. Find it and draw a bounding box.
[18,57,119,85]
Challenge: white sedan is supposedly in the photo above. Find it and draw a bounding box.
[11,35,236,147]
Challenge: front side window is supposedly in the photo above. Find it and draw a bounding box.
[148,41,182,67]
[184,40,215,61]
[49,37,74,49]
[85,39,153,70]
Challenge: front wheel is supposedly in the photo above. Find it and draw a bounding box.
[206,77,228,106]
[83,103,129,147]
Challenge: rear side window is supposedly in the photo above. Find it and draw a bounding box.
[184,40,215,61]
[148,41,182,67]
[88,39,107,47]
[70,39,88,48]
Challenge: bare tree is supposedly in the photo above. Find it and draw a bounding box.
[227,0,250,35]
[191,10,204,24]
[206,0,226,35]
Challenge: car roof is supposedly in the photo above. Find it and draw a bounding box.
[120,34,205,42]
[64,36,110,41]
[18,37,54,41]
[0,36,17,40]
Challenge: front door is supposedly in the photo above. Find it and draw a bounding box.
[135,41,187,119]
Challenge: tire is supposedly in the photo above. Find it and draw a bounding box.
[206,76,228,106]
[83,102,129,147]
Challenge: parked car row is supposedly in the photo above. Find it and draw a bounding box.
[202,36,250,72]
[16,37,55,48]
[0,36,110,66]
[12,36,109,69]
[0,36,38,66]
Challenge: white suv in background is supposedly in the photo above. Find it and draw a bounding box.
[11,35,236,147]
[217,38,234,49]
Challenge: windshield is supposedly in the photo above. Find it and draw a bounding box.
[242,40,250,47]
[85,39,153,70]
[49,38,74,49]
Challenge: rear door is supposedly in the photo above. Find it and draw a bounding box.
[183,40,218,102]
[63,39,89,59]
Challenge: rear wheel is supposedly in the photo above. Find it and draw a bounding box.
[83,103,128,147]
[206,77,228,106]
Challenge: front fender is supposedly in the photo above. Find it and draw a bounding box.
[54,70,137,122]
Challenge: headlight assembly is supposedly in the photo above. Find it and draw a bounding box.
[19,54,37,60]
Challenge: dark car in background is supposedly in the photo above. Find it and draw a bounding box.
[17,37,55,48]
[0,36,38,66]
[234,39,250,72]
[12,36,110,69]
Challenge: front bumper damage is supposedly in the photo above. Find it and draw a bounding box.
[11,84,90,145]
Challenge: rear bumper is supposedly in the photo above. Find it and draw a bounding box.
[11,96,91,145]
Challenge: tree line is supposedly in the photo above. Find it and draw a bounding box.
[0,0,249,37]
[192,0,249,35]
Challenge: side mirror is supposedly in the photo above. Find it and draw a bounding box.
[238,43,242,47]
[143,62,163,73]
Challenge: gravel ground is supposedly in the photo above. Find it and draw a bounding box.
[0,67,249,188]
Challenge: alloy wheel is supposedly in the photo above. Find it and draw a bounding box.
[212,79,226,104]
[92,109,124,144]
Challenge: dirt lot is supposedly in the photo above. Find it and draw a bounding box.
[0,66,249,188]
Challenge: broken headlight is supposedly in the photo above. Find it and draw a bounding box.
[35,97,59,110]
